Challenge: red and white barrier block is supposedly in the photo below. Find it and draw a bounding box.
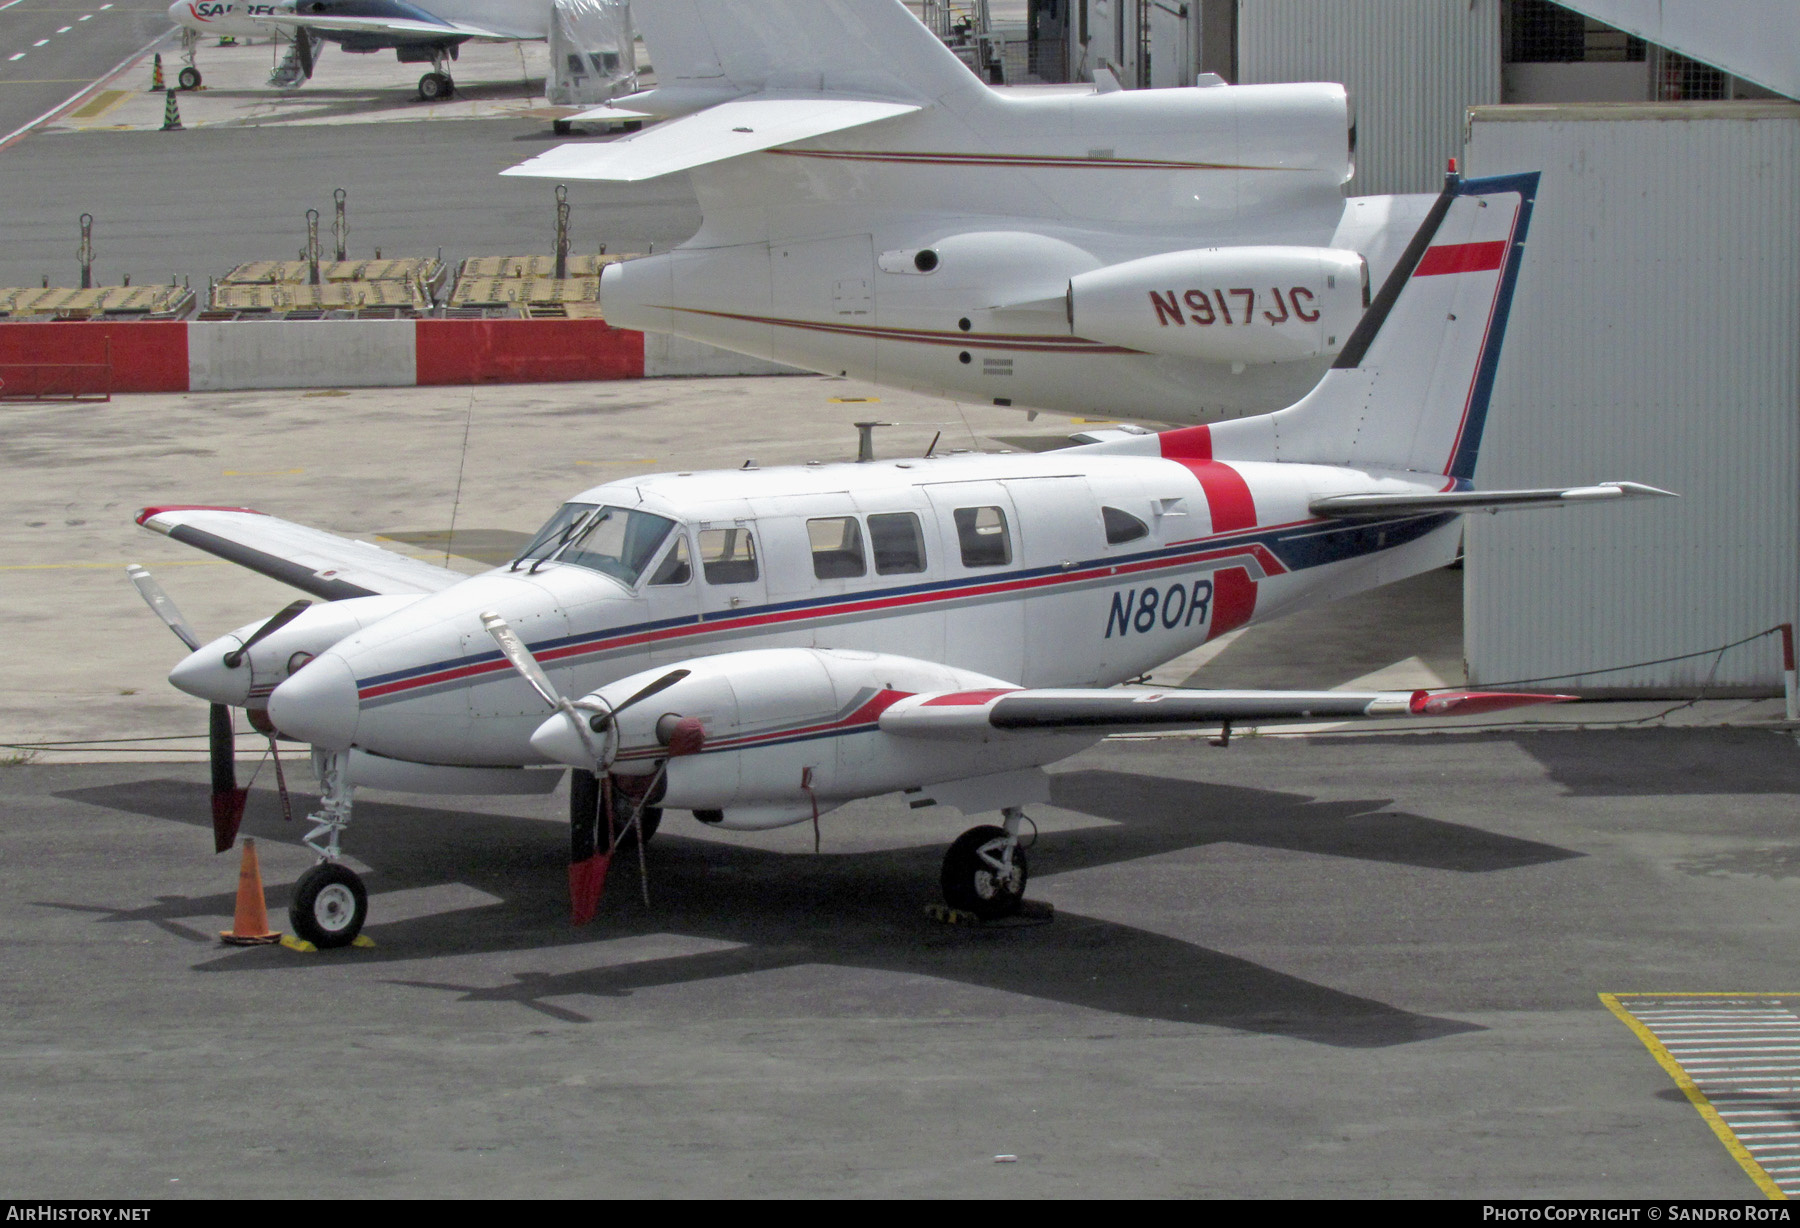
[0,318,794,394]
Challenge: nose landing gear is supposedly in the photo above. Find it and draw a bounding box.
[289,750,369,948]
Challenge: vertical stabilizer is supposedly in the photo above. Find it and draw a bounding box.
[1200,169,1539,481]
[633,0,984,104]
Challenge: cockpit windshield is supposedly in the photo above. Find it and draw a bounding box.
[513,503,677,586]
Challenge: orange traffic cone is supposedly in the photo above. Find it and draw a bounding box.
[219,837,280,945]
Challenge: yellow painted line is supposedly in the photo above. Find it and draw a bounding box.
[68,87,126,119]
[0,560,228,571]
[1601,992,1789,1200]
[222,468,304,476]
[828,396,880,403]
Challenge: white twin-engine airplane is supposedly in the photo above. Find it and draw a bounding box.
[131,170,1669,949]
[165,0,551,97]
[506,0,1438,424]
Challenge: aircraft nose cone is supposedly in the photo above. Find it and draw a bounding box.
[267,653,360,749]
[168,639,250,706]
[529,709,593,770]
[167,1,191,26]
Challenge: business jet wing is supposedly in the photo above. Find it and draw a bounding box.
[136,506,465,601]
[258,13,522,40]
[503,95,921,182]
[1310,481,1675,519]
[879,685,1572,736]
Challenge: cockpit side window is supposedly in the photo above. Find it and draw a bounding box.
[700,526,759,585]
[648,534,692,586]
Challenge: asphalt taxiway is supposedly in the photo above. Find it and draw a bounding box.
[4,727,1798,1198]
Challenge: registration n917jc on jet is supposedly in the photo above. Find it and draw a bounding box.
[132,169,1669,948]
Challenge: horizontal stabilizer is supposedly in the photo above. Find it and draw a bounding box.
[879,686,1572,736]
[260,14,519,40]
[135,506,464,601]
[504,95,921,182]
[1310,481,1676,519]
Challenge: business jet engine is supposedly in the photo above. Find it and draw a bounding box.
[1068,247,1368,365]
[529,647,1092,832]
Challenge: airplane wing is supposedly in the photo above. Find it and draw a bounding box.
[503,95,922,182]
[1309,482,1676,519]
[879,685,1571,736]
[136,506,465,601]
[258,14,524,40]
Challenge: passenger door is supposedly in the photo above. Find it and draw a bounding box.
[922,481,1024,682]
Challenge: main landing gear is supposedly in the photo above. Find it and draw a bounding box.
[290,750,369,948]
[417,48,455,101]
[940,807,1030,921]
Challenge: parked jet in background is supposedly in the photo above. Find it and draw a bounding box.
[507,0,1436,425]
[166,0,552,98]
[128,170,1669,948]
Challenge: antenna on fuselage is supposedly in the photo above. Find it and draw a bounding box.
[853,421,896,463]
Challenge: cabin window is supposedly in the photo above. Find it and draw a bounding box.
[807,516,867,579]
[868,512,927,574]
[699,526,759,585]
[953,506,1011,568]
[647,534,692,586]
[1103,506,1149,545]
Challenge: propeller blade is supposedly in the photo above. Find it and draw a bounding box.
[480,611,561,709]
[209,703,247,853]
[567,769,611,925]
[594,669,691,728]
[126,565,201,652]
[223,599,312,668]
[297,27,314,77]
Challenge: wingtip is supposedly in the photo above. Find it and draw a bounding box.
[1409,690,1577,716]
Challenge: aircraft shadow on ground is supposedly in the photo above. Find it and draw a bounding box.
[43,773,1559,1048]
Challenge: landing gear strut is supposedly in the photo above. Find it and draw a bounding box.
[177,28,202,90]
[418,49,455,101]
[941,807,1030,920]
[290,750,369,948]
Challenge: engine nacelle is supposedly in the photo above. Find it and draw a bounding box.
[1068,246,1366,365]
[533,648,1091,831]
[168,594,423,710]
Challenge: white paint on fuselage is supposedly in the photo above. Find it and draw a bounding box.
[315,449,1460,767]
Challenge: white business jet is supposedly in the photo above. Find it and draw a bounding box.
[165,0,552,98]
[131,169,1668,948]
[505,0,1438,424]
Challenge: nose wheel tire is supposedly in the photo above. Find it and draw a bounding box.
[941,824,1028,921]
[418,72,453,101]
[177,66,201,90]
[289,862,368,948]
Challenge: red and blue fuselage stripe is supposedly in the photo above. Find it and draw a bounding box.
[355,509,1455,702]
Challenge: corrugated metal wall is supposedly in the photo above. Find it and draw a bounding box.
[1237,0,1502,195]
[1464,105,1800,693]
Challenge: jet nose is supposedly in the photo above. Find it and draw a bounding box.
[168,637,251,706]
[529,709,593,770]
[167,0,193,27]
[267,653,360,749]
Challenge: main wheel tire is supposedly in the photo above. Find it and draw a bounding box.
[418,72,452,101]
[289,862,367,949]
[607,799,661,851]
[941,824,1028,920]
[552,119,573,135]
[177,66,202,90]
